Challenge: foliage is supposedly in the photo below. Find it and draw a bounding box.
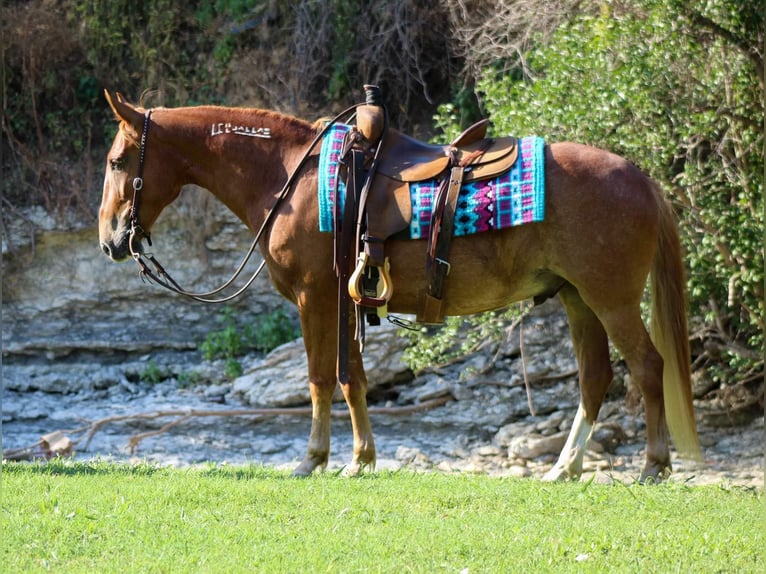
[200,306,299,378]
[176,370,204,388]
[3,460,763,572]
[402,303,531,373]
[251,307,301,353]
[2,0,761,395]
[1,0,457,231]
[435,0,764,384]
[139,360,168,385]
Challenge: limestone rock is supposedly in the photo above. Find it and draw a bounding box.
[230,323,411,407]
[508,431,568,460]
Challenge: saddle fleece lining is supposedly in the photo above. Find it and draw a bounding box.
[317,125,545,238]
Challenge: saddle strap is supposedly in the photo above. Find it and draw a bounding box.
[418,164,465,324]
[336,148,365,384]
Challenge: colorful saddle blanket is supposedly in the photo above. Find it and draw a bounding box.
[317,125,545,239]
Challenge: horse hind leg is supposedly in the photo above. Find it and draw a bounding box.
[598,305,672,481]
[544,285,613,481]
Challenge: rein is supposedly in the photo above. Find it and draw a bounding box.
[127,103,365,303]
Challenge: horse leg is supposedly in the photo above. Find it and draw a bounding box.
[543,285,613,481]
[340,351,376,476]
[292,305,376,476]
[291,304,338,476]
[598,306,671,481]
[292,376,335,477]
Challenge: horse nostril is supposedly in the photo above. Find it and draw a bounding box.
[100,242,111,257]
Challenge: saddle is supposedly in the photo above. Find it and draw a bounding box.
[334,86,517,382]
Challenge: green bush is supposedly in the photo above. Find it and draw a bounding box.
[435,0,763,384]
[139,359,168,384]
[1,0,457,225]
[200,307,299,378]
[403,304,531,373]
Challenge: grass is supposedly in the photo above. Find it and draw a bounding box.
[1,460,762,573]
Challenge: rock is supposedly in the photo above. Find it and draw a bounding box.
[591,422,628,454]
[230,340,311,407]
[230,323,411,407]
[3,191,284,364]
[474,445,503,457]
[396,374,451,404]
[4,205,761,487]
[395,446,431,466]
[494,422,536,448]
[534,411,567,434]
[506,465,532,478]
[508,431,568,460]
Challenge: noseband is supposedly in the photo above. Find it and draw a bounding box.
[126,103,367,304]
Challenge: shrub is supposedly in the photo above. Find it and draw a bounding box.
[200,307,300,378]
[434,0,763,386]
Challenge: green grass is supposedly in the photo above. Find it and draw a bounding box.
[1,461,762,573]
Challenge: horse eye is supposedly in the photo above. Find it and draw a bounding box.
[110,158,125,171]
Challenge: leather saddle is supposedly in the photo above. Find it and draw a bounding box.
[364,125,518,246]
[334,87,519,383]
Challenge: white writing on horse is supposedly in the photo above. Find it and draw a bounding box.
[210,123,271,139]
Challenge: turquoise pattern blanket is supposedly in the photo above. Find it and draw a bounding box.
[318,125,545,238]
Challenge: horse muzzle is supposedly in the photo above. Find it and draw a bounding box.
[100,240,130,262]
[100,229,142,262]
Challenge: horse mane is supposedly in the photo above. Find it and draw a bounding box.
[113,94,321,147]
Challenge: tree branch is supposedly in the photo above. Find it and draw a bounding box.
[2,397,454,462]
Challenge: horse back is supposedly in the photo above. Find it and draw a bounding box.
[383,141,662,316]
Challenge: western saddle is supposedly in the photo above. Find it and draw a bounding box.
[334,86,517,383]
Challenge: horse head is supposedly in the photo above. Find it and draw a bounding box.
[99,91,181,261]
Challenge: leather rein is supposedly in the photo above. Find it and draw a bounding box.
[127,104,363,304]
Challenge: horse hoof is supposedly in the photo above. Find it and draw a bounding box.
[542,466,580,482]
[291,456,327,477]
[290,468,312,478]
[342,459,375,477]
[639,463,672,484]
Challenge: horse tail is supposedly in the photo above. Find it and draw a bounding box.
[650,182,702,461]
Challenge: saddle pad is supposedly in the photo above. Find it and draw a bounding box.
[410,136,545,239]
[317,124,545,238]
[317,123,351,233]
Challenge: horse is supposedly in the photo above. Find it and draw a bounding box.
[98,91,702,481]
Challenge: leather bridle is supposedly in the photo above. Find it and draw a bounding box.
[128,110,153,252]
[126,103,366,304]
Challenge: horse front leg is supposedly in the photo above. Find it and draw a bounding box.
[341,350,376,476]
[292,377,335,477]
[289,296,335,475]
[292,304,376,476]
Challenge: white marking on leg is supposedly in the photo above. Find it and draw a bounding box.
[543,403,594,481]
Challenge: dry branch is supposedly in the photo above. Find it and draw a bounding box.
[2,396,453,462]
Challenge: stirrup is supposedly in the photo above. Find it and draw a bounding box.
[348,253,393,308]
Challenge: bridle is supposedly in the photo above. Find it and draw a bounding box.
[128,111,153,251]
[126,102,368,304]
[127,108,270,303]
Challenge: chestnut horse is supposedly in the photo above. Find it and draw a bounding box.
[98,92,701,480]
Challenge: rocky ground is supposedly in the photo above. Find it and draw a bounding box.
[4,302,762,488]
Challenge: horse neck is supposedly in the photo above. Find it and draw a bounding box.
[153,106,317,228]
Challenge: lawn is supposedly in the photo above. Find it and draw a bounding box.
[1,460,762,573]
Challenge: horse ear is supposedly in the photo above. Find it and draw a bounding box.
[104,90,143,131]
